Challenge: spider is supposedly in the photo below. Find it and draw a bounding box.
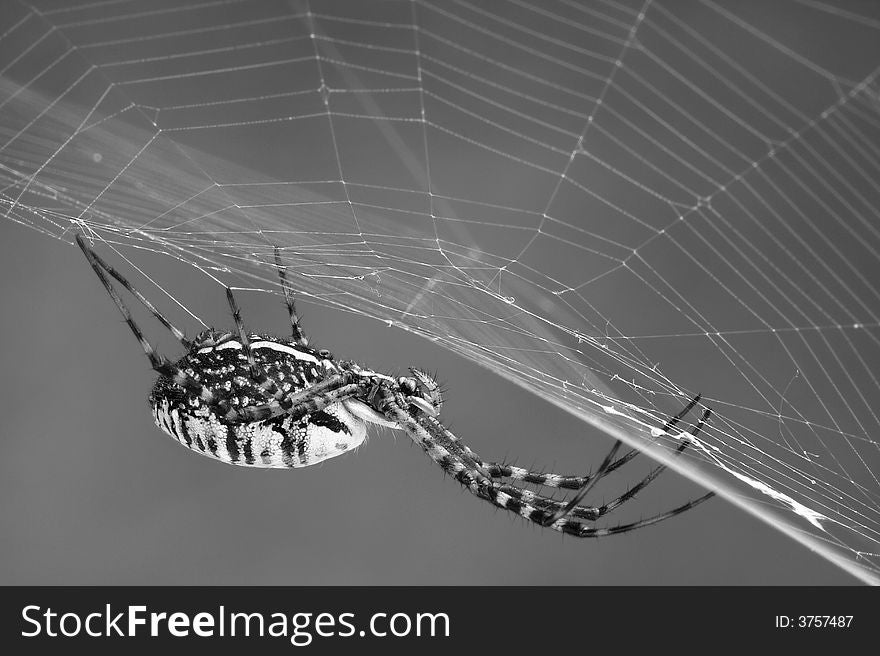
[75,234,714,538]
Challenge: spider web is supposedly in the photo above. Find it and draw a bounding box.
[2,0,879,583]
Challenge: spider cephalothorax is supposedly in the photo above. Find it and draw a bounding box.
[76,234,714,537]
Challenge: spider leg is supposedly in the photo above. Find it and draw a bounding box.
[408,367,443,410]
[538,402,712,527]
[224,286,287,401]
[75,234,217,403]
[274,246,309,347]
[421,408,653,523]
[537,440,622,526]
[661,393,703,432]
[379,389,713,537]
[570,393,702,482]
[225,287,259,373]
[75,234,189,348]
[376,388,496,491]
[483,452,634,490]
[493,479,716,527]
[410,408,491,477]
[494,408,712,521]
[415,410,622,520]
[483,393,705,491]
[597,408,711,516]
[560,491,716,537]
[220,371,364,423]
[377,392,610,535]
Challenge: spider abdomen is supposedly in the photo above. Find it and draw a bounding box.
[150,397,366,467]
[148,336,367,467]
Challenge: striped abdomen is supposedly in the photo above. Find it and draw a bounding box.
[148,335,367,467]
[150,396,366,467]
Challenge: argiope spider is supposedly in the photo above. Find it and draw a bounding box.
[76,234,714,538]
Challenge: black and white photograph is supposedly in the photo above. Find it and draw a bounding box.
[1,0,877,648]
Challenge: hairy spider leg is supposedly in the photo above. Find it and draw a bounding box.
[384,390,646,525]
[224,286,289,404]
[274,246,309,347]
[409,407,490,476]
[412,396,699,524]
[595,408,712,517]
[538,400,711,526]
[379,388,715,537]
[662,392,703,431]
[581,392,703,483]
[79,236,374,426]
[482,393,705,491]
[538,401,710,526]
[75,234,215,403]
[416,406,627,520]
[538,440,623,527]
[484,461,628,490]
[375,390,633,537]
[408,367,443,410]
[222,371,363,423]
[433,408,700,523]
[225,287,259,376]
[590,393,703,480]
[496,409,713,522]
[81,237,190,348]
[417,411,493,478]
[421,406,687,526]
[483,437,652,489]
[376,387,500,492]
